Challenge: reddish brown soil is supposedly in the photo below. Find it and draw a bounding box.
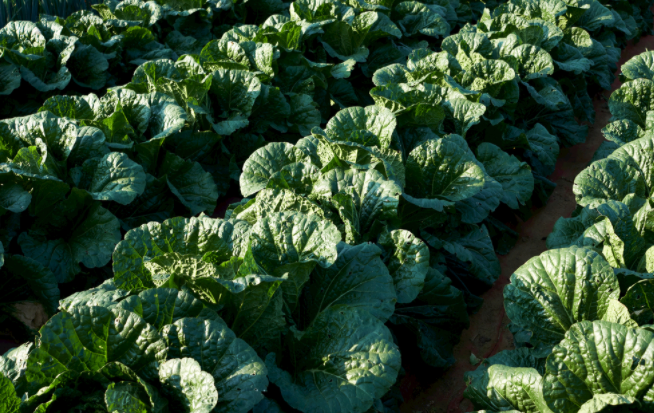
[399,35,654,413]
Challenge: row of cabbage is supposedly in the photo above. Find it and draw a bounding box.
[462,50,654,413]
[0,0,494,119]
[2,0,650,325]
[1,0,654,412]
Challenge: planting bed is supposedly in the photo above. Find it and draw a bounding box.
[400,34,654,413]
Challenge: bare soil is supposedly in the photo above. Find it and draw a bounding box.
[399,35,654,413]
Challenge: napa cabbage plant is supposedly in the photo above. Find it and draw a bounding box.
[105,213,402,412]
[575,49,654,171]
[547,198,654,276]
[39,86,223,219]
[465,246,654,413]
[370,28,572,211]
[0,20,110,96]
[0,112,146,282]
[575,123,654,208]
[544,51,654,293]
[465,50,654,413]
[0,11,182,118]
[1,287,268,413]
[234,105,525,367]
[237,106,510,290]
[464,320,654,413]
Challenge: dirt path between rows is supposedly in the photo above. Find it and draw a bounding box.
[399,35,654,413]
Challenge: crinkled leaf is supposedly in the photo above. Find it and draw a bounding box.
[158,358,218,413]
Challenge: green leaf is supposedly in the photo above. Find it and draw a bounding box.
[464,348,547,411]
[0,373,19,413]
[240,142,313,197]
[235,188,327,224]
[0,174,31,213]
[314,132,406,188]
[0,111,77,164]
[601,120,642,146]
[249,84,292,133]
[390,267,469,369]
[160,151,219,215]
[138,92,188,139]
[313,168,401,243]
[460,60,516,95]
[324,105,397,148]
[162,317,268,413]
[320,22,369,62]
[404,137,485,212]
[441,32,493,70]
[608,136,654,193]
[444,98,486,137]
[0,343,32,386]
[394,1,450,38]
[243,212,341,309]
[546,205,600,249]
[543,320,654,412]
[60,279,130,312]
[521,77,569,112]
[621,280,654,325]
[115,288,208,331]
[574,137,653,207]
[468,364,551,413]
[220,274,286,357]
[110,173,175,230]
[71,152,146,205]
[573,160,648,209]
[113,217,248,291]
[25,306,167,394]
[254,398,286,413]
[621,50,654,81]
[577,394,641,413]
[378,229,429,304]
[68,43,109,90]
[305,242,397,323]
[455,177,504,225]
[208,69,262,134]
[0,61,21,95]
[441,224,501,287]
[525,123,560,176]
[20,64,71,92]
[507,44,555,80]
[609,79,654,127]
[289,0,353,22]
[288,94,321,136]
[504,246,620,350]
[601,299,638,328]
[551,42,593,73]
[18,189,121,282]
[369,83,446,132]
[266,308,400,413]
[158,358,218,413]
[104,381,150,413]
[575,201,647,270]
[200,39,251,72]
[476,143,534,209]
[575,0,615,32]
[1,22,44,48]
[145,252,220,289]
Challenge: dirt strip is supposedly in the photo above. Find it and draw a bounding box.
[399,35,654,413]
